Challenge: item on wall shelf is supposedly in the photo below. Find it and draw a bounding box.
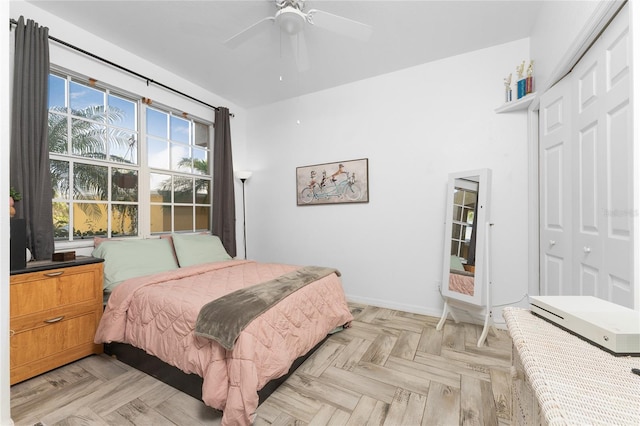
[296,158,369,206]
[516,60,526,99]
[525,60,534,94]
[504,73,512,102]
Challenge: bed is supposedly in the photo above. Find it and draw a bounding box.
[92,235,353,426]
[448,255,475,296]
[448,269,475,296]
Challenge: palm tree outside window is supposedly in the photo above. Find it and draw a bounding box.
[48,71,212,242]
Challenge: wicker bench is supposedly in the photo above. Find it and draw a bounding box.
[504,307,640,425]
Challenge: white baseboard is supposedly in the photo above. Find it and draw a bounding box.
[345,293,509,331]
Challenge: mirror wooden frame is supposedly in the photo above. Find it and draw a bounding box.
[441,168,491,306]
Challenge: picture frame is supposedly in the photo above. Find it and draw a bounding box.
[296,158,369,206]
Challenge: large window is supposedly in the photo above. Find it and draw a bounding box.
[48,72,212,242]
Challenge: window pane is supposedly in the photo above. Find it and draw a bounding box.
[174,206,193,231]
[171,143,191,172]
[109,129,137,164]
[69,81,105,118]
[112,204,138,236]
[50,159,69,199]
[453,205,462,222]
[74,164,108,200]
[147,108,167,138]
[112,169,138,201]
[194,121,209,148]
[72,118,106,158]
[465,191,477,206]
[195,206,210,230]
[451,240,460,256]
[170,115,190,143]
[192,148,208,175]
[174,177,193,203]
[150,173,172,203]
[195,179,210,204]
[108,94,136,130]
[48,74,66,110]
[452,223,462,240]
[52,202,69,240]
[73,202,108,237]
[148,137,170,170]
[150,204,171,233]
[48,112,68,153]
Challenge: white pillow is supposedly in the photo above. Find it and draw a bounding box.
[92,238,179,292]
[171,234,232,267]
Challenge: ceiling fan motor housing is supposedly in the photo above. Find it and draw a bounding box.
[275,6,306,35]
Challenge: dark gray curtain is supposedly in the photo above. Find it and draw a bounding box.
[212,107,237,257]
[10,16,54,261]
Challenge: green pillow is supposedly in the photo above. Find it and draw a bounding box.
[171,234,232,267]
[92,238,179,292]
[450,255,465,272]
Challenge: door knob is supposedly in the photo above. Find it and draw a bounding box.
[549,240,556,246]
[583,246,591,253]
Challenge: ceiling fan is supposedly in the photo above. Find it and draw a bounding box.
[223,0,373,70]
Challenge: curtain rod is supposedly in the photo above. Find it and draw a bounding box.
[9,18,233,117]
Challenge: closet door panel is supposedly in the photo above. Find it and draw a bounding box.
[604,100,632,306]
[602,10,632,307]
[539,80,572,296]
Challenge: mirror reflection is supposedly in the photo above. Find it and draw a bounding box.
[448,176,479,296]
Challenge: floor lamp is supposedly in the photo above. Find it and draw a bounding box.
[235,171,252,259]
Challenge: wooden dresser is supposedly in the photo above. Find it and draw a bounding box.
[9,256,104,385]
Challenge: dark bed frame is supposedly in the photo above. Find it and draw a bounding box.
[104,336,327,406]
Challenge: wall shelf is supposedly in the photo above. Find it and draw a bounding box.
[495,92,537,113]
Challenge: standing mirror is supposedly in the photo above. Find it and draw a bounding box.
[441,168,491,305]
[437,168,493,346]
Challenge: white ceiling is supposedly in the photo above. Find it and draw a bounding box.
[25,0,543,109]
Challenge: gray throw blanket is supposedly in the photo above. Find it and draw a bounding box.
[194,266,340,350]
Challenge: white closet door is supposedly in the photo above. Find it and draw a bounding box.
[572,5,632,306]
[539,77,572,296]
[539,4,633,306]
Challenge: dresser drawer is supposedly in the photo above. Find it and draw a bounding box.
[10,263,102,317]
[10,310,99,370]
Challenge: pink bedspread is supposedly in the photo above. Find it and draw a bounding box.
[94,260,353,425]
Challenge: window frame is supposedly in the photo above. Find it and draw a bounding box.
[49,68,214,250]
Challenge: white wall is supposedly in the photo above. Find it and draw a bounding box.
[1,0,14,423]
[530,0,623,93]
[245,39,530,322]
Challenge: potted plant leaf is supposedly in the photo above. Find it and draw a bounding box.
[9,187,21,218]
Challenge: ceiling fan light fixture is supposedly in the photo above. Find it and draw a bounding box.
[275,7,306,35]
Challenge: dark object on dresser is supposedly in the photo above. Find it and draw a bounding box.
[52,251,76,261]
[10,218,27,270]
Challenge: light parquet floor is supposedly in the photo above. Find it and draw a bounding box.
[10,303,512,425]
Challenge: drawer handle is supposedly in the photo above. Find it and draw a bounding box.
[43,271,64,277]
[44,316,65,324]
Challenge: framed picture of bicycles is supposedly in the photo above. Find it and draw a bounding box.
[296,158,369,205]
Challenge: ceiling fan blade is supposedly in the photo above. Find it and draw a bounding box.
[290,31,310,72]
[306,9,373,42]
[223,16,275,49]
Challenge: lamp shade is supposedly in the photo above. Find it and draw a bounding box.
[235,170,252,181]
